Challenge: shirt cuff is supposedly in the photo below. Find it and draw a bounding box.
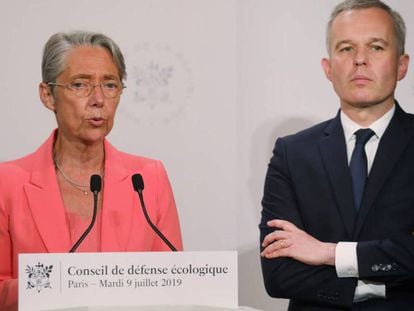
[335,242,358,277]
[354,280,386,302]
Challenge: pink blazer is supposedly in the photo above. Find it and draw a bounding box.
[0,131,183,309]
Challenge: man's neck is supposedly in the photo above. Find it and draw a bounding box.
[340,98,395,127]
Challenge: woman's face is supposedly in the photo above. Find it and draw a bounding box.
[40,46,122,145]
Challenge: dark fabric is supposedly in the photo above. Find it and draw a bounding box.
[260,104,414,310]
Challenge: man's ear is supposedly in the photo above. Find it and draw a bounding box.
[39,82,57,112]
[321,57,333,82]
[397,53,410,81]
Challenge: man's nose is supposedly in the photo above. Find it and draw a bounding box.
[354,49,367,66]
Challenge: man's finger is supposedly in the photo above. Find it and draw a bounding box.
[262,230,289,247]
[267,219,298,232]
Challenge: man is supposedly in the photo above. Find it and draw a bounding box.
[259,0,414,310]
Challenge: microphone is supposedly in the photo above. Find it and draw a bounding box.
[131,173,177,251]
[69,174,102,253]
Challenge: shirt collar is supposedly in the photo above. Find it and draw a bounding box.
[341,104,395,143]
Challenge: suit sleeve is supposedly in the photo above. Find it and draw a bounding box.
[357,235,414,292]
[352,108,414,293]
[152,161,183,251]
[260,138,356,308]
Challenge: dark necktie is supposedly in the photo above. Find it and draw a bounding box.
[349,128,375,212]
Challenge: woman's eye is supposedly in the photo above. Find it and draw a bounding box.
[104,82,119,89]
[71,82,88,89]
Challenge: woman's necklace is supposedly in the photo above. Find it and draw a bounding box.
[53,153,103,195]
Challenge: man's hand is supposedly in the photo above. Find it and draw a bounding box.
[261,219,337,266]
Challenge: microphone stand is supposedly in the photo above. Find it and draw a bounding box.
[132,174,177,251]
[69,175,101,253]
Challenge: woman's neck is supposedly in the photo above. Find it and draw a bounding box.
[53,134,105,182]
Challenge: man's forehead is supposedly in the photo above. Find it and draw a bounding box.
[330,8,395,41]
[331,7,394,29]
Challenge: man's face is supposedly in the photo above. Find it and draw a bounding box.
[322,8,409,110]
[40,46,122,144]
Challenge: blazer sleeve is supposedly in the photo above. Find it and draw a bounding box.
[152,161,183,251]
[260,138,356,308]
[0,181,18,310]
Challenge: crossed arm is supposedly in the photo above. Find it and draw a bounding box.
[260,137,414,307]
[261,219,336,267]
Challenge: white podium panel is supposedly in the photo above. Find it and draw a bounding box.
[19,251,237,311]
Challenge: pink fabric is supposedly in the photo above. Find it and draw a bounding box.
[0,130,183,310]
[65,210,102,252]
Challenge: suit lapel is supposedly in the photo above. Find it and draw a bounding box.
[354,105,412,238]
[25,132,72,252]
[318,114,357,238]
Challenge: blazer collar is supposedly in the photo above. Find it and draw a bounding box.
[100,140,135,252]
[25,130,134,252]
[25,130,72,252]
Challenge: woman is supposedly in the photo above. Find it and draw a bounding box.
[0,31,183,310]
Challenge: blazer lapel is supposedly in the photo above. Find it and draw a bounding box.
[354,105,412,238]
[318,114,357,238]
[100,141,135,252]
[25,132,72,252]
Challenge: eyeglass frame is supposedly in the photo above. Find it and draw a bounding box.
[47,81,126,98]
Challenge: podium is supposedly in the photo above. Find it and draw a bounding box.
[19,251,248,311]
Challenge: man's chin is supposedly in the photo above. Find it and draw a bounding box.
[341,97,394,111]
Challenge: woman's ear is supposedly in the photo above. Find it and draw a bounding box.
[39,82,57,112]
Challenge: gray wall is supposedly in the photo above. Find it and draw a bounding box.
[1,1,413,310]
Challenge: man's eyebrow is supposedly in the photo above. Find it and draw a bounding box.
[368,37,389,46]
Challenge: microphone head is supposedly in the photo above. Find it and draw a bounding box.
[132,174,144,192]
[90,174,102,193]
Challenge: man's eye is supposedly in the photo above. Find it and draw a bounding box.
[371,45,384,51]
[339,46,352,52]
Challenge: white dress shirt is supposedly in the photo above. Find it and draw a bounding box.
[335,105,395,302]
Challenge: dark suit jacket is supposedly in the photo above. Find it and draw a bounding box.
[260,104,414,310]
